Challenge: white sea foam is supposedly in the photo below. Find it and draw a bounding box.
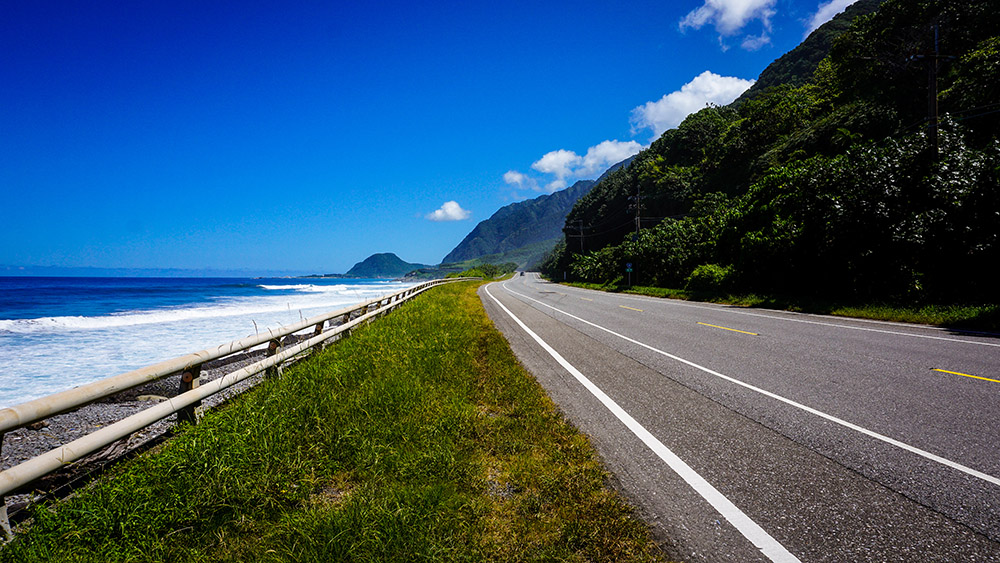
[0,280,416,408]
[257,283,349,292]
[0,281,411,334]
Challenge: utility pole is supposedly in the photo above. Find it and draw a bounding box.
[628,185,642,239]
[577,219,585,253]
[635,183,641,235]
[910,23,953,155]
[927,23,940,151]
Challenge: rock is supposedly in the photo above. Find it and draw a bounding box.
[136,395,168,402]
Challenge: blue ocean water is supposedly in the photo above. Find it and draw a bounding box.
[0,277,414,409]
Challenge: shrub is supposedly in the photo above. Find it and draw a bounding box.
[684,264,735,292]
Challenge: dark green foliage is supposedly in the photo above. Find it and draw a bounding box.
[735,0,886,103]
[827,0,1000,136]
[545,0,1000,307]
[941,36,1000,145]
[564,165,641,253]
[537,238,572,280]
[564,106,737,254]
[684,264,734,292]
[565,123,999,302]
[725,122,1000,300]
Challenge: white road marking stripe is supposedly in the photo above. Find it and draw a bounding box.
[485,283,801,563]
[503,281,1000,488]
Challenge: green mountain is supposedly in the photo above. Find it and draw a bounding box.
[344,253,430,278]
[735,0,885,103]
[442,179,596,267]
[543,0,1000,303]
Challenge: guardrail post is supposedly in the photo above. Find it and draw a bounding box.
[0,502,8,542]
[177,364,202,425]
[313,321,325,351]
[1,432,10,541]
[265,340,282,378]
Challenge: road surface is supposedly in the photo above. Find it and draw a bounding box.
[480,273,1000,562]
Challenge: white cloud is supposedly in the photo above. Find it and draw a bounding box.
[741,33,771,50]
[680,0,777,50]
[425,201,471,221]
[503,170,528,185]
[545,179,568,192]
[579,140,643,176]
[503,169,539,191]
[630,71,755,139]
[805,0,857,37]
[531,149,582,180]
[518,140,644,193]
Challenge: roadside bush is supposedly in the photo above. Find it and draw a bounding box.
[447,262,518,279]
[685,264,735,292]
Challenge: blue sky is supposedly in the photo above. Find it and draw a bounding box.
[1,0,858,275]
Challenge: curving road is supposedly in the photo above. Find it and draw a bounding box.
[480,273,1000,562]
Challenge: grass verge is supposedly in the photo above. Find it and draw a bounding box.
[1,281,664,562]
[564,282,1000,332]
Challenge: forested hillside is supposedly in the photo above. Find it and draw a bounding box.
[542,0,1000,303]
[735,0,884,103]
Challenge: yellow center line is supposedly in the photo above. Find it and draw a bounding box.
[932,368,1000,384]
[580,297,593,301]
[697,322,759,336]
[619,305,643,312]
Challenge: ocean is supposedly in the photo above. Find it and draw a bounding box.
[0,276,415,409]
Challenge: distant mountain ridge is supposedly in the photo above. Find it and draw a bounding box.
[442,179,596,266]
[344,253,429,278]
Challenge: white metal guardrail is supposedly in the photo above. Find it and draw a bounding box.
[0,277,472,539]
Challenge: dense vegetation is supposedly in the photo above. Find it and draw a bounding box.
[543,0,1000,306]
[1,282,662,562]
[734,0,884,102]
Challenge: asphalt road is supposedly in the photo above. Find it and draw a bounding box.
[480,273,1000,562]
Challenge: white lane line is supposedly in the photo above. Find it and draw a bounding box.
[502,281,1000,488]
[485,284,801,563]
[553,284,1000,349]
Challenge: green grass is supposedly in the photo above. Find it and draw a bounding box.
[563,282,1000,331]
[1,281,664,562]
